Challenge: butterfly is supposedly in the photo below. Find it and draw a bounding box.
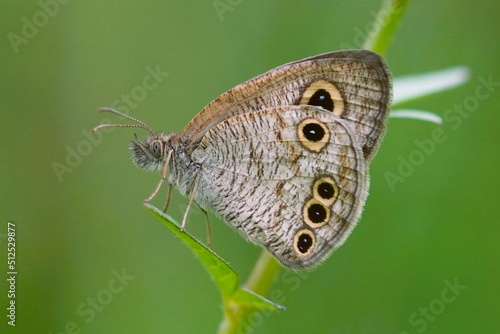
[93,50,392,269]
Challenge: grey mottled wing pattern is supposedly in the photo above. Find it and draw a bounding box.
[191,106,367,269]
[182,50,391,162]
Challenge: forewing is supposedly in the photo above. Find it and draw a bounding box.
[182,49,391,161]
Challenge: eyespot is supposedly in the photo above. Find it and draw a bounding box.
[312,176,339,206]
[303,198,330,228]
[297,118,330,152]
[150,140,163,158]
[293,229,315,257]
[299,80,344,116]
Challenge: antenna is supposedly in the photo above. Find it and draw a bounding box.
[92,107,155,136]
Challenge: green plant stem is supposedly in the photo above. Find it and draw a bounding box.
[243,250,282,296]
[218,251,282,334]
[363,0,410,54]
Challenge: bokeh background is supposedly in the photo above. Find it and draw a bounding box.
[1,1,499,333]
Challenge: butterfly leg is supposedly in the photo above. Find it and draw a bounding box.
[162,185,173,213]
[180,173,199,232]
[144,149,172,204]
[199,206,213,250]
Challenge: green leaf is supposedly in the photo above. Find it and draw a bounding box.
[143,203,284,316]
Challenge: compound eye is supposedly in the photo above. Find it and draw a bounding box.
[151,140,163,158]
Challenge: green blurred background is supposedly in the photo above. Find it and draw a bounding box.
[1,1,499,333]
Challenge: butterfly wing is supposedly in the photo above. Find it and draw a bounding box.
[182,49,391,162]
[191,106,367,269]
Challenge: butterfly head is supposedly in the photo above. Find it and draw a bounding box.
[129,132,176,172]
[92,107,176,172]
